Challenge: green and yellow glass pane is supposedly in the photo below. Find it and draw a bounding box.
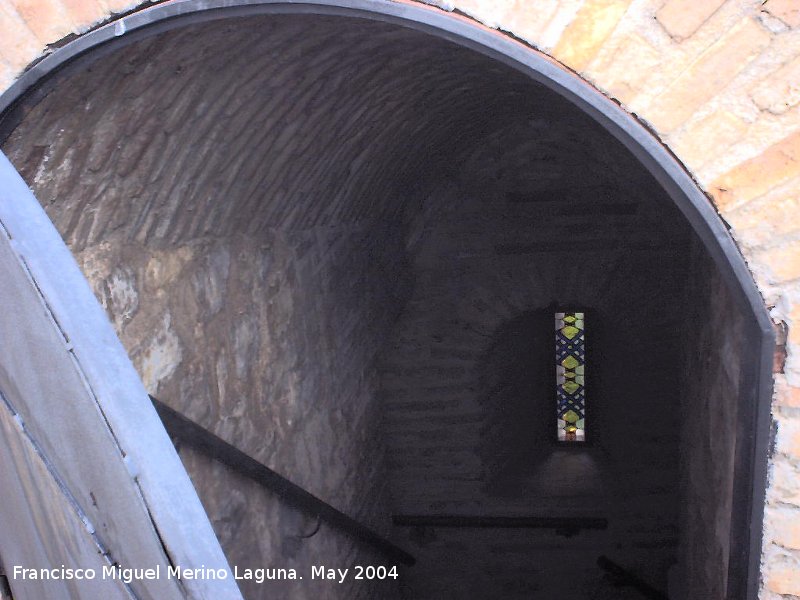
[556,310,585,442]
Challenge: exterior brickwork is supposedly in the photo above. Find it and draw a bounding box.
[0,0,799,597]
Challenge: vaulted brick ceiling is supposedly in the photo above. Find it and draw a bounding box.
[2,13,657,252]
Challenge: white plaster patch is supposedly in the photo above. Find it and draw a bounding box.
[215,348,228,406]
[233,316,259,379]
[192,245,230,315]
[32,145,55,188]
[104,266,138,328]
[138,312,182,394]
[420,0,454,11]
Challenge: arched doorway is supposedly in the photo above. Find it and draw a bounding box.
[0,2,774,598]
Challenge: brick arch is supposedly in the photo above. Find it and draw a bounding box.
[0,0,796,596]
[0,1,773,311]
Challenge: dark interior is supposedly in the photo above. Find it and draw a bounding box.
[1,13,751,599]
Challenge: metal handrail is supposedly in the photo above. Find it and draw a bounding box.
[392,514,608,537]
[150,396,415,566]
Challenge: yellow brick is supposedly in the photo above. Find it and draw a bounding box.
[725,180,800,247]
[656,0,726,40]
[589,33,662,105]
[646,17,771,132]
[446,0,515,27]
[61,0,107,32]
[711,129,800,212]
[775,378,800,409]
[790,302,800,347]
[671,110,749,169]
[766,562,800,595]
[756,239,800,283]
[0,57,17,91]
[763,0,800,28]
[775,376,800,406]
[502,0,559,44]
[0,2,42,71]
[100,0,140,15]
[751,54,800,115]
[10,0,75,43]
[767,506,800,549]
[777,415,800,461]
[552,0,631,72]
[0,73,15,93]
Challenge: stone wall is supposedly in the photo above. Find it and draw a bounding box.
[61,226,404,600]
[67,226,407,600]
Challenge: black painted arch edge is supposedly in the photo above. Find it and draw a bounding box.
[0,1,775,597]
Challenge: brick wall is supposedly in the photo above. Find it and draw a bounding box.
[675,237,749,598]
[380,120,698,598]
[0,1,798,597]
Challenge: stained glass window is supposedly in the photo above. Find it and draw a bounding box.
[556,311,585,442]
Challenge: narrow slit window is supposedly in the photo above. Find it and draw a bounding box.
[556,311,585,442]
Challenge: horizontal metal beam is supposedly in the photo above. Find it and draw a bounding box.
[150,396,415,566]
[392,514,607,536]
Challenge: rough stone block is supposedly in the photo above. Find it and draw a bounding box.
[711,129,800,212]
[763,0,800,28]
[656,0,726,40]
[646,17,771,132]
[552,0,631,71]
[751,54,800,115]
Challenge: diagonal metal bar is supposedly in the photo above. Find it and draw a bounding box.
[597,556,668,600]
[150,396,415,566]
